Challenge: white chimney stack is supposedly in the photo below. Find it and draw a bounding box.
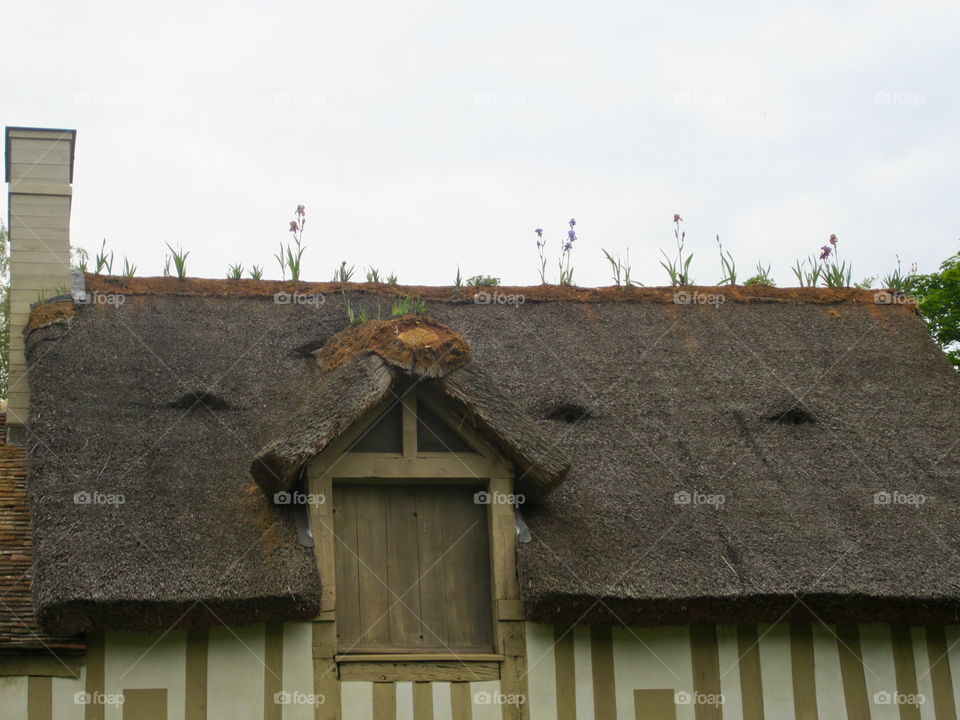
[4,127,76,439]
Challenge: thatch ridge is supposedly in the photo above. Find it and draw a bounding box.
[81,273,908,305]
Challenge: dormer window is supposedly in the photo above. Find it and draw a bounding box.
[250,314,570,698]
[321,390,497,657]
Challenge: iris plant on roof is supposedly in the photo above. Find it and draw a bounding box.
[534,218,579,285]
[278,205,307,281]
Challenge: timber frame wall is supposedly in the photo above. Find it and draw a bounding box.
[307,388,530,720]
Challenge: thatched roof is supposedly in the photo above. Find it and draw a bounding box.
[252,316,569,501]
[18,276,960,633]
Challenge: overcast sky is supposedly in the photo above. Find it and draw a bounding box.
[4,0,959,287]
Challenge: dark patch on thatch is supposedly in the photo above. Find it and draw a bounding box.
[168,391,235,412]
[290,339,328,358]
[545,402,593,424]
[21,285,960,631]
[770,404,817,425]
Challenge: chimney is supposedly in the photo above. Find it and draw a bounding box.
[4,127,76,441]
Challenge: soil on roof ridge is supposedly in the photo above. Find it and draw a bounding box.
[84,274,908,306]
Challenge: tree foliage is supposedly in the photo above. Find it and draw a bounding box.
[907,250,960,370]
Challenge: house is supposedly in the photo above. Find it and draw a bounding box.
[2,125,960,720]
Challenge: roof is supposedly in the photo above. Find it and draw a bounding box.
[19,275,960,633]
[0,414,84,652]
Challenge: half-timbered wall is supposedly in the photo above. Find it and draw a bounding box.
[3,621,960,719]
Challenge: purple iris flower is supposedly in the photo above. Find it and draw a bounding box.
[569,218,576,228]
[535,228,543,238]
[568,229,577,241]
[820,245,832,260]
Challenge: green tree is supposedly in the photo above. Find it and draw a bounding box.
[907,250,960,370]
[0,221,9,399]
